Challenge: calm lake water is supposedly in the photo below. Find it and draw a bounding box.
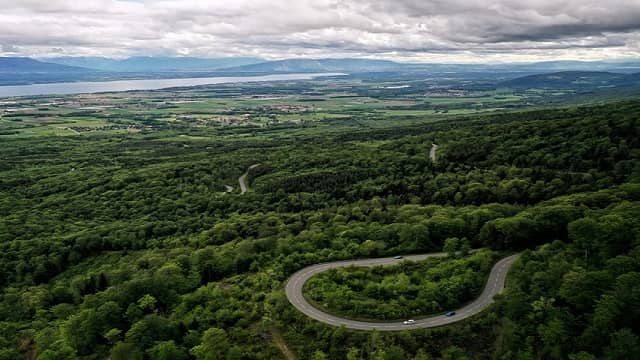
[0,73,344,98]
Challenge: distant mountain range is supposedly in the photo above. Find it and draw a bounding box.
[26,56,640,75]
[219,58,404,73]
[0,57,105,85]
[0,57,91,73]
[221,59,640,74]
[2,56,640,86]
[41,56,265,72]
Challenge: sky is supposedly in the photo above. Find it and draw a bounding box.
[1,0,640,63]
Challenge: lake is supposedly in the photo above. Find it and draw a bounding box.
[0,73,344,98]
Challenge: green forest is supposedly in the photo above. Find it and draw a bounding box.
[304,250,499,320]
[0,91,639,359]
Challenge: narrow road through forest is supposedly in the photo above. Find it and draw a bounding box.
[239,164,260,194]
[285,252,520,331]
[430,143,438,162]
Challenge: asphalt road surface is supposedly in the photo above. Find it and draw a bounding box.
[430,143,438,162]
[238,164,260,194]
[285,252,520,331]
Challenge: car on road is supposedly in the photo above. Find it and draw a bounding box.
[402,319,416,325]
[393,255,403,259]
[445,311,456,317]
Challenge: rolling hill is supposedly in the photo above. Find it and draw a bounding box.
[500,71,640,89]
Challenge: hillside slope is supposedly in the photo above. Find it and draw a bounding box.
[500,71,640,89]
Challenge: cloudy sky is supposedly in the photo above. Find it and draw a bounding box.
[1,0,640,62]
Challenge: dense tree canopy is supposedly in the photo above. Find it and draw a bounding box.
[0,95,638,359]
[305,250,499,320]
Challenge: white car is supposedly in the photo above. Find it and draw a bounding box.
[403,319,416,325]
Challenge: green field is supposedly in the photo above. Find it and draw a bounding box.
[0,78,582,139]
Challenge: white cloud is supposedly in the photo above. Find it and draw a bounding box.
[1,0,639,62]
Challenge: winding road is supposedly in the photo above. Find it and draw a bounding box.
[239,164,260,194]
[430,143,438,162]
[285,252,520,331]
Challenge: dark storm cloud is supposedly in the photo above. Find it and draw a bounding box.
[368,0,640,43]
[0,0,639,62]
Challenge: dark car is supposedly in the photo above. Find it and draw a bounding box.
[445,311,456,317]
